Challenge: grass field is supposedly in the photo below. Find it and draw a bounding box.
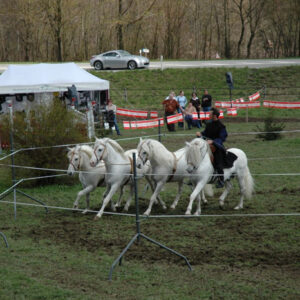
[0,66,300,299]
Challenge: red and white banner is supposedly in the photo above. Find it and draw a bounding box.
[125,118,164,129]
[227,108,237,116]
[167,113,183,124]
[116,108,148,118]
[123,121,130,130]
[150,111,158,118]
[219,110,224,119]
[192,112,210,120]
[263,100,300,109]
[249,92,260,101]
[215,101,260,109]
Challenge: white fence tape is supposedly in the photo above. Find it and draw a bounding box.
[0,200,299,218]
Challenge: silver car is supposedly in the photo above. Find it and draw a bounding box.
[90,50,149,70]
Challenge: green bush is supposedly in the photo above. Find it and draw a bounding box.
[256,110,285,140]
[1,99,87,185]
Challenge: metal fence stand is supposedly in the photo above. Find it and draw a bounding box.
[0,232,9,248]
[108,153,192,281]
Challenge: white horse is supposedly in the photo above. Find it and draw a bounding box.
[90,138,135,219]
[114,149,167,211]
[67,145,108,214]
[137,138,212,216]
[185,138,254,215]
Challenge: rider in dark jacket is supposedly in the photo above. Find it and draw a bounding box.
[196,108,228,188]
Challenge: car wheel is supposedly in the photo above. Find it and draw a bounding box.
[94,61,103,70]
[128,60,137,70]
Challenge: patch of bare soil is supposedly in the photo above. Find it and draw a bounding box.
[25,209,300,271]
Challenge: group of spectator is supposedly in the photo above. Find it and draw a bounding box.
[162,89,212,132]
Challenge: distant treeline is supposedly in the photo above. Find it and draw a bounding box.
[0,0,299,62]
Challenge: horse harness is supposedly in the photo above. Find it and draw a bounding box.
[167,152,178,182]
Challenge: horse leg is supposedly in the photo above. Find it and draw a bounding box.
[82,191,92,214]
[123,184,134,211]
[194,193,202,216]
[102,184,110,201]
[95,184,119,219]
[148,178,167,210]
[185,180,206,215]
[144,180,165,216]
[170,181,184,210]
[145,176,160,205]
[201,189,208,205]
[235,176,246,210]
[114,185,125,210]
[219,181,233,208]
[73,185,94,210]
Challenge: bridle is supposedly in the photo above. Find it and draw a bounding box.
[138,140,149,164]
[94,142,107,163]
[69,151,81,171]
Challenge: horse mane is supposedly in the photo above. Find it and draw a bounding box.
[105,138,127,160]
[142,139,173,166]
[186,138,210,167]
[79,145,94,159]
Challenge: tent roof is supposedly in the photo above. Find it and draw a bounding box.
[0,62,109,94]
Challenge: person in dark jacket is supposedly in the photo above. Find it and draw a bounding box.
[201,89,212,112]
[196,107,228,188]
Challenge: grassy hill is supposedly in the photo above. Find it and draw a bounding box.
[91,66,300,120]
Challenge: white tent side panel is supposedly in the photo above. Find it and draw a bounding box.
[0,63,109,94]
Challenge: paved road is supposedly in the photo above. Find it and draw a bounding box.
[0,59,300,72]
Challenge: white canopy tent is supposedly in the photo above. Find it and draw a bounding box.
[0,63,109,139]
[0,62,109,94]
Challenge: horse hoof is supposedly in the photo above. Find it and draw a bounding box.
[82,209,89,215]
[234,206,242,210]
[162,206,167,211]
[185,211,191,216]
[170,205,175,210]
[193,211,201,216]
[94,215,101,220]
[143,211,150,217]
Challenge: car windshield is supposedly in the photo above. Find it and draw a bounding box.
[118,50,131,56]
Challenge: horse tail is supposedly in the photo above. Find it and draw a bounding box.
[204,184,214,197]
[243,165,254,200]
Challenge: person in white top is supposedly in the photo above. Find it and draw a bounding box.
[105,99,121,135]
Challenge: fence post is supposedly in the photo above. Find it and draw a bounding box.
[158,119,161,142]
[160,55,163,71]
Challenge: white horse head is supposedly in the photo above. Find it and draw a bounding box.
[67,146,80,175]
[137,138,152,165]
[185,138,210,173]
[90,137,126,167]
[67,145,94,175]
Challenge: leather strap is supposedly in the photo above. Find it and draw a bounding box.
[167,152,177,182]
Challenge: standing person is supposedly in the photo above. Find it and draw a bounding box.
[106,99,121,136]
[196,108,227,188]
[162,93,180,132]
[201,89,212,112]
[176,90,187,128]
[190,92,202,127]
